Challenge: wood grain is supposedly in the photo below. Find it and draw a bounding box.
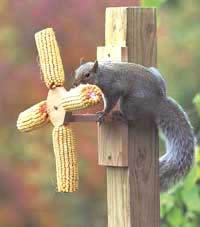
[105,7,128,46]
[64,114,112,123]
[46,87,67,127]
[97,7,160,227]
[129,120,160,227]
[127,8,157,66]
[98,121,128,166]
[97,9,129,167]
[97,46,128,62]
[107,168,130,227]
[126,9,159,226]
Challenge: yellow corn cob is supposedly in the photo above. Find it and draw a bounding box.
[60,84,102,112]
[52,125,78,192]
[17,101,49,132]
[35,28,65,89]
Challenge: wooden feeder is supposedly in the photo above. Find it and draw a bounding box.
[17,28,103,192]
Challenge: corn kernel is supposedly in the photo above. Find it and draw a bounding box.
[35,28,65,89]
[61,84,102,112]
[52,125,78,192]
[17,101,49,132]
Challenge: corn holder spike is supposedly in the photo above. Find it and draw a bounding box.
[16,28,102,193]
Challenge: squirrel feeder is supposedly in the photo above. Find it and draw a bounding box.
[17,28,102,192]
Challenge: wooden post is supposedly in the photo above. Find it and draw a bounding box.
[97,7,160,227]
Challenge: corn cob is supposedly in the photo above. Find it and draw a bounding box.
[52,125,78,192]
[60,84,102,112]
[17,101,49,132]
[35,28,65,89]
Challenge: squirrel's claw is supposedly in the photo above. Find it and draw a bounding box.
[96,111,106,124]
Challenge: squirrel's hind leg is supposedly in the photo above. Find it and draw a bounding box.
[120,96,142,121]
[112,111,128,124]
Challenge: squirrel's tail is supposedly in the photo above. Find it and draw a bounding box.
[155,97,195,191]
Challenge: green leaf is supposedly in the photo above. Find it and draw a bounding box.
[181,186,200,212]
[193,94,200,105]
[166,208,184,227]
[183,166,198,190]
[193,94,200,116]
[141,0,166,7]
[182,223,195,227]
[195,147,200,181]
[160,193,175,217]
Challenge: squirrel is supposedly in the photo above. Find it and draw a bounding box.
[72,60,195,191]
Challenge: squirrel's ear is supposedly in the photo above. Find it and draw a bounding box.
[80,57,85,65]
[92,60,98,73]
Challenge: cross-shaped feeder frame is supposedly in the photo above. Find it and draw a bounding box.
[17,28,103,192]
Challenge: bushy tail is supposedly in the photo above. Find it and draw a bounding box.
[156,97,195,191]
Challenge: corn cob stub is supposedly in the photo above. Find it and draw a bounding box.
[35,28,65,89]
[52,125,78,192]
[60,84,102,112]
[17,101,49,132]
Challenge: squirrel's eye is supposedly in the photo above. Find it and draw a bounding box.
[85,73,90,78]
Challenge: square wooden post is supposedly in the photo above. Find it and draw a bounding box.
[97,7,160,227]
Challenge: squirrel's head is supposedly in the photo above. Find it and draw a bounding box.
[73,60,99,87]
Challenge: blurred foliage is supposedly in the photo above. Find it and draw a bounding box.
[142,0,167,7]
[193,94,200,119]
[160,148,200,227]
[0,0,200,226]
[160,88,200,227]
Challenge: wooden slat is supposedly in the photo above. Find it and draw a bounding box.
[105,7,128,46]
[98,121,128,166]
[107,168,130,227]
[126,7,157,66]
[97,46,128,62]
[97,12,129,167]
[128,120,160,226]
[64,114,111,123]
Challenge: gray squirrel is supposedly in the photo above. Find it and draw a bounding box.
[72,60,195,191]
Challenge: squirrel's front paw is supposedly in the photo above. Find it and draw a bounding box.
[96,111,106,124]
[112,111,128,124]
